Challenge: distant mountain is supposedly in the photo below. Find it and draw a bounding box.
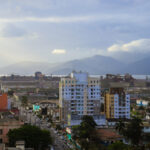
[46,55,125,75]
[0,61,57,75]
[0,55,150,75]
[125,57,150,75]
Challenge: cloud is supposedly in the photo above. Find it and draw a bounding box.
[0,24,27,38]
[0,0,149,67]
[28,32,39,39]
[108,39,150,53]
[0,16,97,23]
[0,24,39,39]
[0,37,40,64]
[51,49,66,54]
[0,13,143,24]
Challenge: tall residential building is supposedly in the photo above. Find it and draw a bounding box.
[59,71,105,126]
[105,87,130,119]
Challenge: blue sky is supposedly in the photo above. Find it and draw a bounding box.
[0,0,150,66]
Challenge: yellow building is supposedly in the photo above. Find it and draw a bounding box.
[105,93,115,118]
[105,87,130,119]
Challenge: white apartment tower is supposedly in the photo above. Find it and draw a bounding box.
[59,71,103,126]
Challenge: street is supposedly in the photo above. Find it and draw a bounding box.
[13,94,72,150]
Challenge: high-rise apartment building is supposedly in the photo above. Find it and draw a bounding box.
[59,71,105,126]
[105,87,130,119]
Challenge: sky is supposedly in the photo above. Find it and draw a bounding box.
[0,0,150,67]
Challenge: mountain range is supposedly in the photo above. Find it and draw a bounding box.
[0,55,149,75]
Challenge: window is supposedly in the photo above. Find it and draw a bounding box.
[0,129,2,135]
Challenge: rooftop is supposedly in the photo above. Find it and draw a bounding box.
[97,128,122,141]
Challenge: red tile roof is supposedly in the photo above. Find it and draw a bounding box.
[97,128,122,140]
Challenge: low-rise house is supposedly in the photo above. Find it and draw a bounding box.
[38,100,59,120]
[143,122,150,133]
[106,118,130,127]
[0,144,5,150]
[146,112,150,120]
[136,99,149,107]
[107,119,117,127]
[39,100,59,109]
[0,119,24,144]
[97,128,123,145]
[6,141,33,150]
[130,98,137,106]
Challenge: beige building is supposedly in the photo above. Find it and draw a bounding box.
[59,72,105,126]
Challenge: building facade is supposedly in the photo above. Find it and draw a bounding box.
[0,119,24,144]
[136,99,148,107]
[59,71,104,126]
[0,94,8,111]
[105,87,130,119]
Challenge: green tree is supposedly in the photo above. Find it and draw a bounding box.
[21,96,28,107]
[116,120,125,135]
[72,115,101,150]
[72,125,80,141]
[124,117,143,145]
[108,141,129,150]
[7,124,52,150]
[81,115,97,128]
[146,143,150,150]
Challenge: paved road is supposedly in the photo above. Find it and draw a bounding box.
[13,94,72,150]
[41,123,70,150]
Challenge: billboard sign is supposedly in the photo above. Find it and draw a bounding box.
[33,105,40,111]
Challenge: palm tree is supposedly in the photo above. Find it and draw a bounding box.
[116,120,125,135]
[125,117,143,145]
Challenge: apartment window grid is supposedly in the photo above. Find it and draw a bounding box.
[60,72,102,125]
